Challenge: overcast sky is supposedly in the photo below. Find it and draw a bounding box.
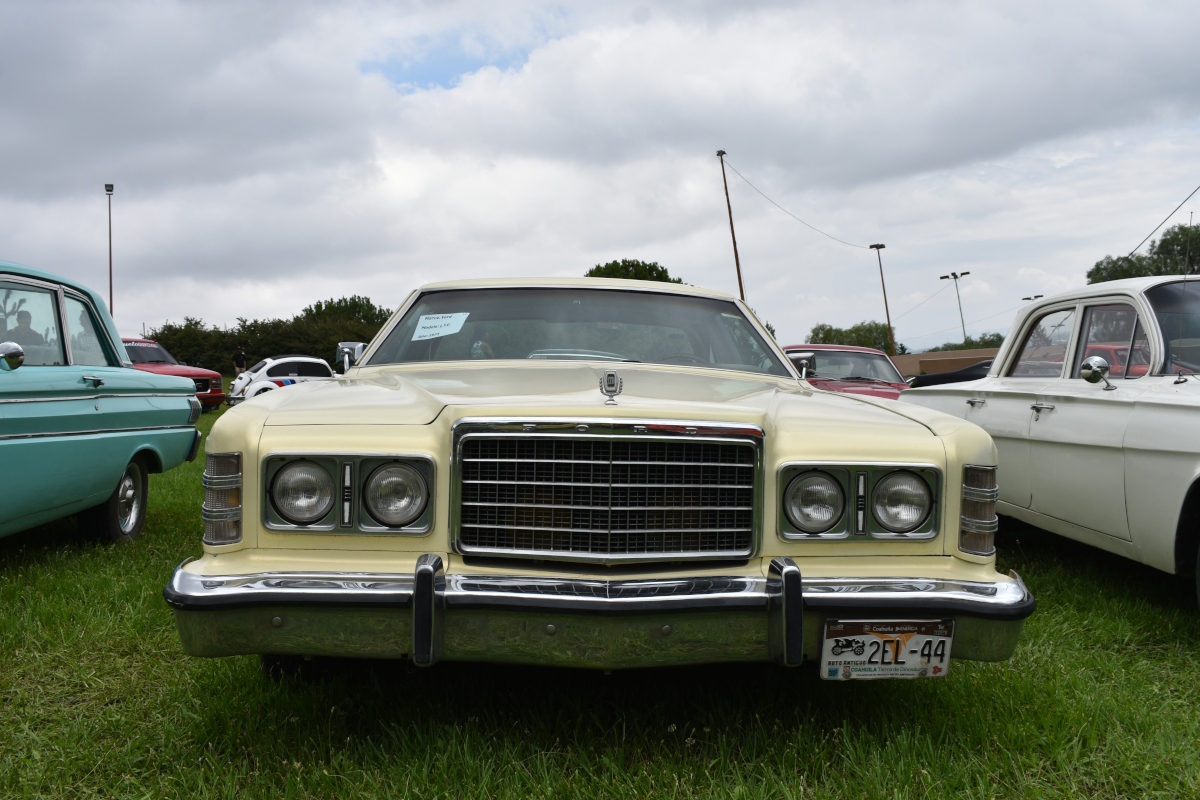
[3,0,1200,350]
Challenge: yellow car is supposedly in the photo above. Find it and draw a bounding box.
[164,278,1033,681]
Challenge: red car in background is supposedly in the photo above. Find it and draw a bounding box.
[782,344,909,400]
[122,338,226,411]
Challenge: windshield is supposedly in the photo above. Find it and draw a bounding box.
[369,288,790,376]
[788,350,903,383]
[124,341,178,365]
[1146,280,1200,374]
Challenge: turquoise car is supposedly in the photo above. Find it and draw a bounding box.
[0,261,201,542]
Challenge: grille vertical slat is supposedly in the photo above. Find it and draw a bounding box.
[458,434,757,560]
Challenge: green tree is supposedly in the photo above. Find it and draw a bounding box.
[1088,223,1200,283]
[148,296,393,374]
[807,321,907,354]
[585,259,682,283]
[923,332,1005,352]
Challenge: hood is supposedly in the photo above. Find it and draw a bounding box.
[131,363,222,380]
[806,377,906,400]
[253,362,936,441]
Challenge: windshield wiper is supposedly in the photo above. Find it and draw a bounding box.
[835,376,896,384]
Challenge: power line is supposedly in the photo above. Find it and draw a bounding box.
[903,304,1023,342]
[721,159,870,250]
[893,283,951,321]
[1126,180,1200,258]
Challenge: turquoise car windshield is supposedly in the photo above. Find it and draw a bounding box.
[369,287,790,376]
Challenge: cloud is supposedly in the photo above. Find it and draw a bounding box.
[1,0,1199,348]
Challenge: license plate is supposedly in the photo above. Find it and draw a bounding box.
[820,619,954,680]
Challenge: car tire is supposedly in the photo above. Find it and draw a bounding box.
[79,457,148,543]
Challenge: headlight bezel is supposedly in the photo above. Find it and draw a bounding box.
[777,463,940,541]
[361,461,430,530]
[262,453,435,535]
[871,470,934,533]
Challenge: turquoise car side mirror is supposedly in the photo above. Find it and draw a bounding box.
[0,341,24,371]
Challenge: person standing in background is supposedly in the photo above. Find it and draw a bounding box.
[232,346,247,377]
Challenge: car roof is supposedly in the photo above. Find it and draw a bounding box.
[261,355,328,363]
[122,337,159,343]
[1031,275,1199,305]
[416,276,737,301]
[781,343,888,355]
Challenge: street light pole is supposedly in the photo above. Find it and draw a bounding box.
[715,150,745,301]
[105,183,114,314]
[940,271,971,343]
[869,244,896,356]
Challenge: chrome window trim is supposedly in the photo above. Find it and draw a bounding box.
[450,417,765,564]
[261,451,436,536]
[1001,301,1082,378]
[62,289,127,368]
[776,461,941,542]
[0,273,68,366]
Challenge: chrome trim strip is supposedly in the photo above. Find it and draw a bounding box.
[165,566,1034,620]
[0,423,194,441]
[0,392,192,404]
[961,516,1000,534]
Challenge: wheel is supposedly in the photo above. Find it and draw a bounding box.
[854,644,865,656]
[79,458,148,543]
[831,646,842,656]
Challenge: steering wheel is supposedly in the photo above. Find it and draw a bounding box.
[656,352,706,364]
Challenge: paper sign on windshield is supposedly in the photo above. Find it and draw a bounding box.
[412,313,470,341]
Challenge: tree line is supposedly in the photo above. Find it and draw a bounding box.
[1087,222,1200,283]
[148,296,392,374]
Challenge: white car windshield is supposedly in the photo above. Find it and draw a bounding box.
[1146,280,1200,374]
[369,287,790,376]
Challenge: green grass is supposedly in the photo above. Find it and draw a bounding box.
[2,408,1198,798]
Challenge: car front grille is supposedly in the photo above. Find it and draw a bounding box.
[454,421,761,563]
[193,378,211,393]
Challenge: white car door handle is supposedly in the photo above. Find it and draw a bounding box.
[1030,402,1055,412]
[966,398,986,407]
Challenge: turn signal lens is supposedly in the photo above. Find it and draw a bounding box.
[202,452,241,545]
[271,461,335,525]
[363,463,428,527]
[872,471,932,533]
[960,465,999,555]
[784,472,844,533]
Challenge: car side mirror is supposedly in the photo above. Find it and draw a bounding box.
[0,341,24,371]
[793,351,814,380]
[337,341,366,373]
[1080,355,1116,391]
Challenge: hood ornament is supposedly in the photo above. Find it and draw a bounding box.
[599,369,623,405]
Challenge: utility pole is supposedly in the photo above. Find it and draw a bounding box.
[716,150,745,301]
[1187,211,1194,274]
[869,244,896,356]
[940,271,971,343]
[105,183,114,314]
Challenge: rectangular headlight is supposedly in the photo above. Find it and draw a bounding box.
[960,465,998,555]
[202,452,242,545]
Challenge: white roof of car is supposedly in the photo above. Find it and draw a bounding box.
[1030,275,1197,306]
[417,276,738,301]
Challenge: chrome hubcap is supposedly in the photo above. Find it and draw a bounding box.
[117,465,141,533]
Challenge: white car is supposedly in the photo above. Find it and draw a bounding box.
[902,275,1200,605]
[228,355,336,405]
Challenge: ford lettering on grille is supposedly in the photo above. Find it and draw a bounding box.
[454,424,760,563]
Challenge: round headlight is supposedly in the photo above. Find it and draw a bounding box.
[872,471,932,532]
[364,463,428,527]
[784,472,845,533]
[271,461,334,524]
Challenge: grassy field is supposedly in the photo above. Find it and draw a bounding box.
[2,408,1198,798]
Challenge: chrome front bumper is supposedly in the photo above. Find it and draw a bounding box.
[164,556,1035,669]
